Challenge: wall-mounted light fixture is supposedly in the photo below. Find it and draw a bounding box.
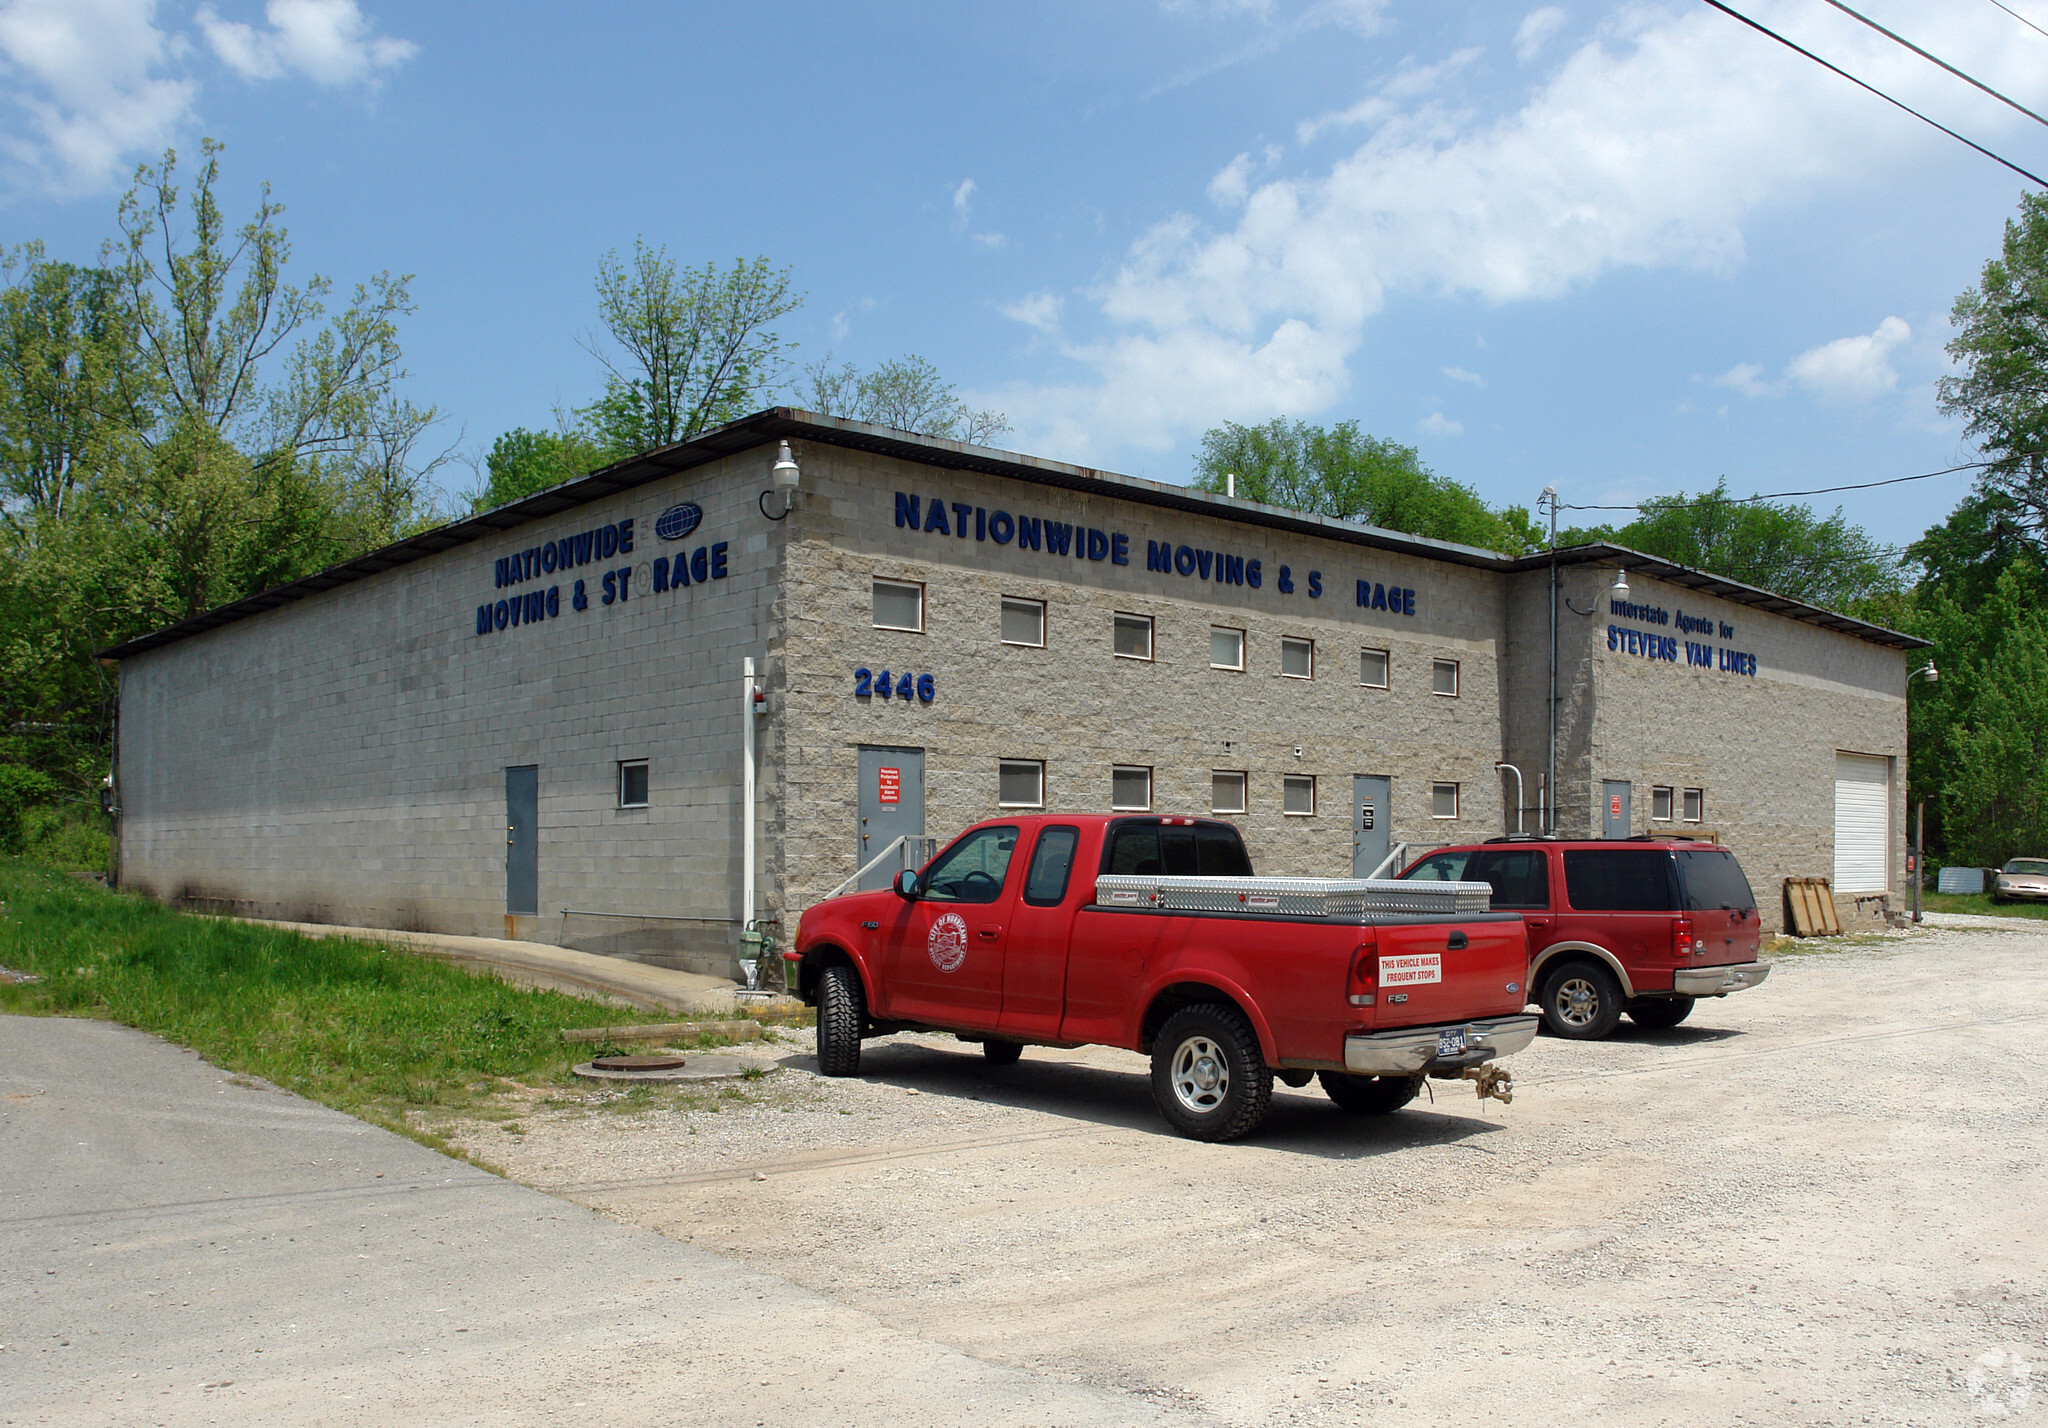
[1611,569,1630,599]
[760,441,800,520]
[1910,660,1938,685]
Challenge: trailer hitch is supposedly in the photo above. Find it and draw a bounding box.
[1458,1063,1514,1105]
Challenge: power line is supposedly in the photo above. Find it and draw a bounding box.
[1697,0,2048,186]
[1988,0,2048,44]
[1557,460,1987,512]
[1818,0,2048,130]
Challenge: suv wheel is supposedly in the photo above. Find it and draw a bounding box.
[1317,1071,1423,1114]
[1627,995,1695,1030]
[817,963,865,1076]
[1538,959,1624,1040]
[1149,1004,1273,1142]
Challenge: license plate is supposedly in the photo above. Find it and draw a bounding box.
[1437,1027,1467,1057]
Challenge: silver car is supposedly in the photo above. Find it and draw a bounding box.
[1993,858,2048,903]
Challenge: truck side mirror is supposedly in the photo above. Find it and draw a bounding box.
[892,869,920,900]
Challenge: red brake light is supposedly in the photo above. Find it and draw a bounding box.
[1347,931,1379,1006]
[1672,916,1695,957]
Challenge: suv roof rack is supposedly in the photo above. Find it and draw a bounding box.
[1482,834,1559,843]
[1627,832,1704,842]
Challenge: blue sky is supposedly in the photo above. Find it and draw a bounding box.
[5,0,2048,552]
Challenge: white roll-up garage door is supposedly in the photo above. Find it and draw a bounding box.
[1834,753,1890,893]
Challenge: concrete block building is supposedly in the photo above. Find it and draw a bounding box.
[106,411,1925,976]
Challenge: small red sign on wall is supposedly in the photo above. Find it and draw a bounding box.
[1609,794,1622,821]
[878,767,901,804]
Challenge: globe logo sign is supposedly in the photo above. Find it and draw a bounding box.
[655,502,703,541]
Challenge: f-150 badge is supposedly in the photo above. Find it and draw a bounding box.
[929,912,969,973]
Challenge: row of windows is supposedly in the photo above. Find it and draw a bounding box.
[1651,786,1706,822]
[998,760,1463,820]
[877,579,1460,694]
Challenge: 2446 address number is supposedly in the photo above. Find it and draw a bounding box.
[855,668,935,703]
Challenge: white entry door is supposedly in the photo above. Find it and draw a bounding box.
[1834,753,1890,893]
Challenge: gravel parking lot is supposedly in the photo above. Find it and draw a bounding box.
[447,925,2048,1427]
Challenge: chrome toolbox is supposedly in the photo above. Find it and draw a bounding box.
[1092,875,1493,918]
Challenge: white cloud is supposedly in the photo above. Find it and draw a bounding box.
[1787,316,1911,403]
[951,178,976,220]
[1002,292,1064,335]
[1418,411,1464,437]
[0,0,195,194]
[1515,6,1568,63]
[1208,152,1256,207]
[997,2,2048,462]
[972,231,1007,249]
[1441,365,1484,386]
[1713,361,1776,398]
[197,0,414,87]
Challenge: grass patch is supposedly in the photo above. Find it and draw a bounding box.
[0,859,661,1147]
[1920,891,2048,921]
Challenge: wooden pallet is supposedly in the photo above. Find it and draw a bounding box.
[1783,877,1841,937]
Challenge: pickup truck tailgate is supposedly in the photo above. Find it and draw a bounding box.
[1368,915,1529,1028]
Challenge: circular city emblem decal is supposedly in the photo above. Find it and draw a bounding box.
[928,912,969,973]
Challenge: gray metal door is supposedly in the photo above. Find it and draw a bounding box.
[1601,780,1632,840]
[1353,775,1392,877]
[506,765,538,915]
[856,746,925,891]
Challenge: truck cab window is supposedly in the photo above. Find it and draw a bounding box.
[1466,849,1549,909]
[1194,825,1253,876]
[921,826,1020,904]
[1023,826,1081,905]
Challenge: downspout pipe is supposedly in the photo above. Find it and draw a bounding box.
[742,655,756,948]
[1495,762,1524,834]
[1544,488,1558,836]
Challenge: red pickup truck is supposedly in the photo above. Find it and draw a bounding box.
[1399,836,1771,1039]
[788,814,1538,1141]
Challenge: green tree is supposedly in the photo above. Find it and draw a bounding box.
[1559,480,1903,615]
[1922,566,2048,864]
[1188,418,1544,554]
[469,426,607,512]
[578,244,800,459]
[800,352,1010,444]
[1940,190,2048,540]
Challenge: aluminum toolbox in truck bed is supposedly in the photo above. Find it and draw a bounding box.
[1092,874,1493,918]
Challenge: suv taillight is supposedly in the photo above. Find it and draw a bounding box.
[1347,932,1379,1006]
[1673,916,1696,957]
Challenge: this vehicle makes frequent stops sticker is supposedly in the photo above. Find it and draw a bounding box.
[1380,953,1443,986]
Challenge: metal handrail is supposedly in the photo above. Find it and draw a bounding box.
[1364,841,1409,880]
[821,834,933,902]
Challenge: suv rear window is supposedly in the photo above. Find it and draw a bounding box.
[1466,848,1550,909]
[1103,822,1252,877]
[1674,848,1757,911]
[1563,849,1678,911]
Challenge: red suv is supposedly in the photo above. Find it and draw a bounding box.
[1398,836,1771,1039]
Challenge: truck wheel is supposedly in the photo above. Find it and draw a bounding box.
[1317,1071,1422,1114]
[817,964,865,1077]
[1627,995,1695,1030]
[1149,1004,1272,1142]
[1538,960,1623,1039]
[982,1038,1023,1065]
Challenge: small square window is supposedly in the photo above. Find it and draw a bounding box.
[1211,770,1247,814]
[872,578,924,632]
[1683,788,1704,822]
[1360,648,1389,688]
[1112,765,1153,811]
[1431,782,1460,819]
[1283,774,1317,816]
[1001,596,1045,647]
[1281,637,1314,679]
[1113,613,1154,660]
[1652,786,1674,821]
[998,759,1044,808]
[619,760,649,808]
[1431,658,1460,697]
[1210,626,1245,671]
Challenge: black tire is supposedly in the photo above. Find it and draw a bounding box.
[1538,959,1624,1040]
[817,963,865,1077]
[1148,1004,1273,1142]
[1628,995,1695,1030]
[981,1038,1023,1066]
[1317,1071,1422,1115]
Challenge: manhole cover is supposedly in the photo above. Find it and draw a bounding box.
[591,1054,688,1071]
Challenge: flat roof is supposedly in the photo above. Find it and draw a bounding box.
[100,408,1929,658]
